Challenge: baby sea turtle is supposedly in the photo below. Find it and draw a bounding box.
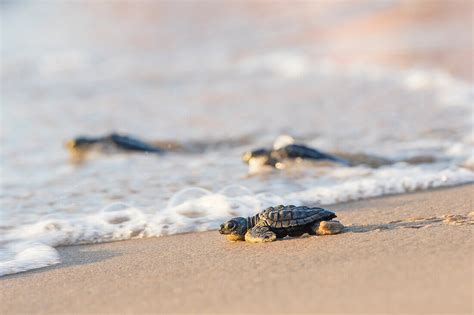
[219,205,344,243]
[65,133,164,161]
[242,135,350,171]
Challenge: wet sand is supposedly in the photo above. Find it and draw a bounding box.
[2,184,472,314]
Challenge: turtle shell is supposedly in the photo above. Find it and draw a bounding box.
[258,205,336,229]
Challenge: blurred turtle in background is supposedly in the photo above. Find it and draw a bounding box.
[65,132,255,163]
[242,135,351,173]
[65,133,165,162]
[241,135,434,173]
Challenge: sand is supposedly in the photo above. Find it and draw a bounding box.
[2,184,473,314]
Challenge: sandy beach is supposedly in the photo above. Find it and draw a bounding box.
[2,184,472,314]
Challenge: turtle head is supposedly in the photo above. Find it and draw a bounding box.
[219,217,248,241]
[65,137,99,151]
[65,136,100,162]
[241,148,271,164]
[242,149,277,174]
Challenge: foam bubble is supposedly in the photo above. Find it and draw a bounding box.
[217,185,254,197]
[167,187,212,208]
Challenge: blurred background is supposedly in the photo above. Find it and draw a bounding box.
[0,1,473,253]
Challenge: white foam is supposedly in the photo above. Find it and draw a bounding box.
[287,166,474,205]
[0,242,60,276]
[238,51,309,78]
[273,135,295,150]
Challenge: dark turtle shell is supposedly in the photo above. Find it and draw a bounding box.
[258,205,336,229]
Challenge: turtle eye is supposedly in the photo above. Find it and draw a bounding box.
[227,222,235,229]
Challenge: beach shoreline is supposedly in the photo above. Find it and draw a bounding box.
[2,184,472,314]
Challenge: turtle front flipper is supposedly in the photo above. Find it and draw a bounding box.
[311,220,345,235]
[245,226,276,243]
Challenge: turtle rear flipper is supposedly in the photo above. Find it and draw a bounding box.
[311,220,345,235]
[245,226,276,243]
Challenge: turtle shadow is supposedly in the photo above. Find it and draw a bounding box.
[1,246,120,280]
[344,213,472,234]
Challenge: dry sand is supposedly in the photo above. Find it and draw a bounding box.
[2,184,473,314]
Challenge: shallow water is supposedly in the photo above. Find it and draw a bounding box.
[1,2,473,275]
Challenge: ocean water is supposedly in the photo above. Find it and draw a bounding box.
[1,2,473,276]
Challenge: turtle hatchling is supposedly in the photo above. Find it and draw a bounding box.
[65,132,164,162]
[219,205,344,243]
[241,135,350,172]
